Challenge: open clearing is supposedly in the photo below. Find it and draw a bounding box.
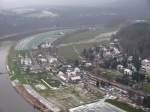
[56,27,117,60]
[58,26,117,45]
[37,84,103,111]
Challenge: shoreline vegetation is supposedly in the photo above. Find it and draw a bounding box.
[8,27,107,111]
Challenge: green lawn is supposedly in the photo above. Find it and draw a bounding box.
[56,26,113,60]
[106,99,145,112]
[56,45,79,60]
[94,66,123,80]
[75,42,98,53]
[8,49,27,84]
[38,84,103,111]
[60,29,100,44]
[59,26,115,44]
[58,26,118,45]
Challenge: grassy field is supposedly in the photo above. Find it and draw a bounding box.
[56,26,115,60]
[56,42,99,60]
[59,29,101,44]
[37,84,103,111]
[59,26,116,44]
[56,45,79,60]
[75,42,98,53]
[8,49,27,84]
[106,99,145,112]
[94,66,123,80]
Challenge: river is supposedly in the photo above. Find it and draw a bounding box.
[0,41,35,112]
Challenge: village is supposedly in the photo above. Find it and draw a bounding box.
[80,37,150,110]
[15,31,150,112]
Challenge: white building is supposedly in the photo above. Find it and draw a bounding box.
[128,56,133,62]
[74,67,80,73]
[141,59,150,76]
[124,69,132,76]
[41,42,51,48]
[117,65,124,71]
[48,57,58,64]
[85,63,92,67]
[39,58,47,63]
[21,58,32,66]
[70,76,81,82]
[141,59,150,66]
[112,47,120,55]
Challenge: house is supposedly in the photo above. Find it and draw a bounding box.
[116,55,124,63]
[58,71,68,82]
[113,38,119,43]
[103,50,112,60]
[30,65,42,73]
[58,71,65,76]
[57,32,65,35]
[127,64,137,72]
[66,69,82,83]
[74,67,80,73]
[48,57,57,64]
[141,59,150,76]
[128,56,133,62]
[41,42,51,48]
[45,65,51,71]
[39,58,47,63]
[21,58,32,66]
[117,65,124,71]
[109,42,116,47]
[141,59,150,66]
[124,69,132,76]
[141,66,150,75]
[112,47,120,55]
[85,63,92,67]
[70,76,81,82]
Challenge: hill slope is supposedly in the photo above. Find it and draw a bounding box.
[116,22,150,58]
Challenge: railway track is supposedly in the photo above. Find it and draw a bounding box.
[85,73,150,96]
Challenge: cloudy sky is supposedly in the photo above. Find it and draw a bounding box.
[0,0,118,8]
[0,0,149,9]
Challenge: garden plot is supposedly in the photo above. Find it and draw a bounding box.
[37,84,103,111]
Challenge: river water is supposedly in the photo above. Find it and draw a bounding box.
[0,41,35,112]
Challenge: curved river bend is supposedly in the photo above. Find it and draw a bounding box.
[0,41,35,112]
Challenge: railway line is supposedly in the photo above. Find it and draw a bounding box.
[85,73,150,96]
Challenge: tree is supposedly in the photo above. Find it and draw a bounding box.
[82,48,87,57]
[143,96,150,108]
[132,53,141,71]
[96,81,100,88]
[132,71,145,85]
[74,60,79,67]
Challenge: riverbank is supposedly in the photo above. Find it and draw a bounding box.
[0,41,35,112]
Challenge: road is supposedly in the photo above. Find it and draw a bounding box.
[0,41,35,112]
